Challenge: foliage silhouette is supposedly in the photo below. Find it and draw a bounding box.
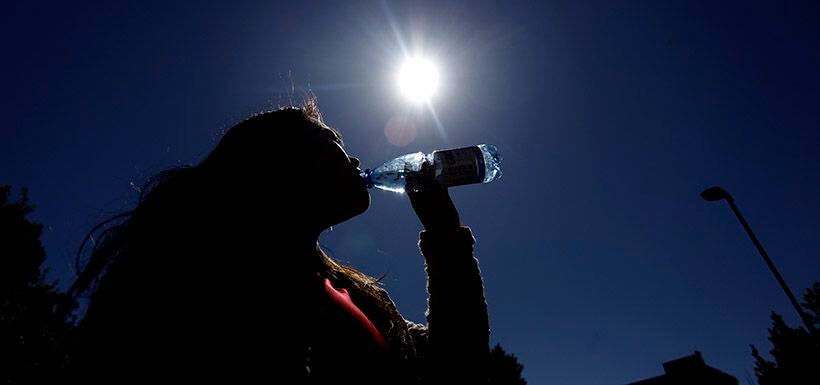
[488,343,527,385]
[0,186,77,384]
[751,282,820,385]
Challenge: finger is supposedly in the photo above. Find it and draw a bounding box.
[405,173,421,194]
[406,167,437,193]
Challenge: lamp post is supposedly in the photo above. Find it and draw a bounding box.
[701,186,818,338]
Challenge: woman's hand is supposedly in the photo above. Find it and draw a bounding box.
[405,162,461,233]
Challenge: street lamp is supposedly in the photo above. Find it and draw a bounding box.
[701,186,818,338]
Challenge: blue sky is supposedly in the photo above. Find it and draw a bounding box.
[2,1,819,384]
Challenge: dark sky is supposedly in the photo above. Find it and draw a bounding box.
[3,1,819,384]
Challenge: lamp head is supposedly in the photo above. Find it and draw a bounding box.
[701,186,730,202]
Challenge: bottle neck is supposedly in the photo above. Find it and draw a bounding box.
[362,169,374,188]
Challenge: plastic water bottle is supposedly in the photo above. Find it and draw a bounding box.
[361,144,502,193]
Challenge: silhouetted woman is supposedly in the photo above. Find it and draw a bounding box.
[69,103,490,384]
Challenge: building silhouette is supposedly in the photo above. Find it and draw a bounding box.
[627,351,738,385]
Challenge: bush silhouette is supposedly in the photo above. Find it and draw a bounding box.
[0,186,77,384]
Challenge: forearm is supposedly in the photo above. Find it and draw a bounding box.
[419,226,490,376]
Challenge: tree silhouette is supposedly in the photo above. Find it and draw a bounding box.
[488,343,527,385]
[751,282,820,385]
[0,186,77,384]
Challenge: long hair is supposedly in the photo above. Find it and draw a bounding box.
[68,104,407,381]
[70,103,384,299]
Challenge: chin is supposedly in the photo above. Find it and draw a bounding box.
[351,188,371,216]
[326,188,370,226]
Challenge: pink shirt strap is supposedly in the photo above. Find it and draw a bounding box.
[322,277,388,351]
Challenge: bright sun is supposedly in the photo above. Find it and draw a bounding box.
[398,57,439,103]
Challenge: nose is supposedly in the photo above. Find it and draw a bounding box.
[350,156,361,169]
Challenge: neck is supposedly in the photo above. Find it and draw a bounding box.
[277,224,325,259]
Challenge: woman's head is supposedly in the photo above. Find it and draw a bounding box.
[70,103,369,298]
[200,104,370,232]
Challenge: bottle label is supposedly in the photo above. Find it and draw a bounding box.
[432,146,486,187]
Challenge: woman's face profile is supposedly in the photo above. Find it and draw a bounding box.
[309,127,370,228]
